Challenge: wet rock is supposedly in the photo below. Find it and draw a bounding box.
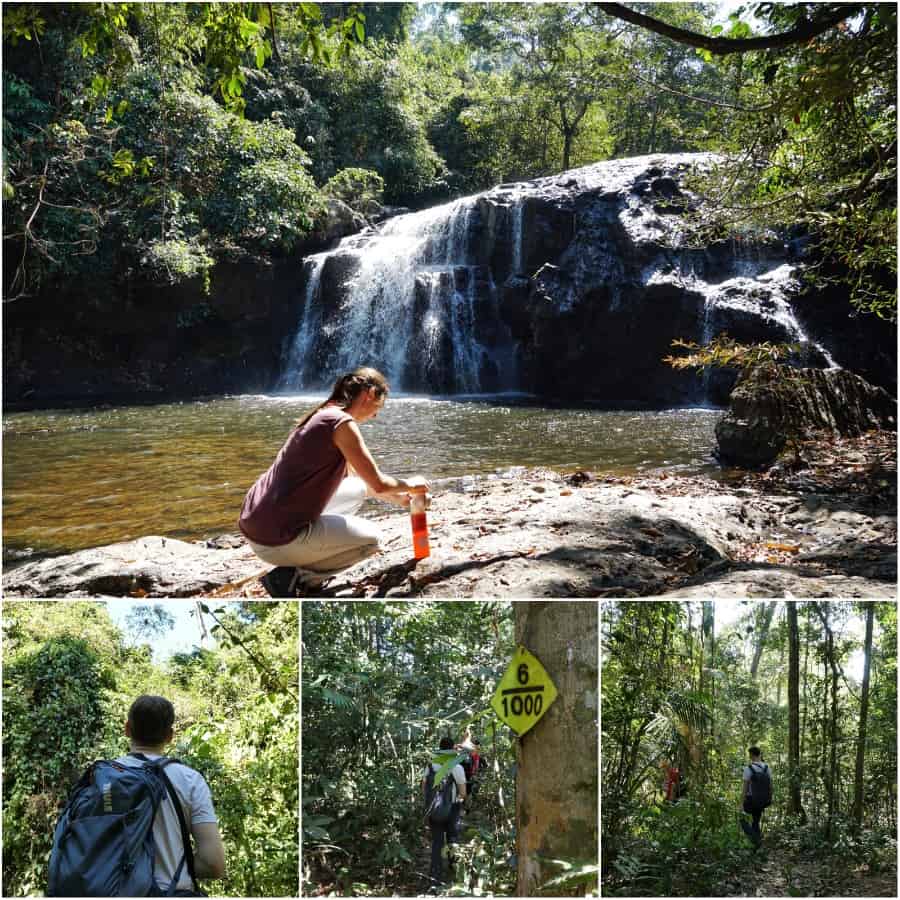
[717,364,897,467]
[7,459,892,599]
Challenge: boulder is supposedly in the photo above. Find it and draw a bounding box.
[2,535,262,598]
[716,364,897,467]
[320,198,367,243]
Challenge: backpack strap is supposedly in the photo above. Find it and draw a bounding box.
[129,754,200,894]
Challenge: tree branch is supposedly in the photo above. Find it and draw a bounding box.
[595,3,859,56]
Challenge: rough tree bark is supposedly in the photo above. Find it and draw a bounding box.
[787,602,806,822]
[515,601,598,896]
[852,601,875,829]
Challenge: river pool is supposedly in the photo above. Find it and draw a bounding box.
[3,394,721,560]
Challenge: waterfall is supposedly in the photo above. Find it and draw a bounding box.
[278,255,326,389]
[278,195,518,393]
[277,153,844,402]
[703,262,839,368]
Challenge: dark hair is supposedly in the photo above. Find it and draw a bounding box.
[128,695,175,745]
[439,736,454,750]
[749,746,762,758]
[295,367,389,429]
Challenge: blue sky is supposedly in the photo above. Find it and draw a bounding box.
[104,600,220,661]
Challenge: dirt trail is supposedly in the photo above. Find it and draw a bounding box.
[715,840,897,897]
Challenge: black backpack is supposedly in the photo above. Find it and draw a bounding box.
[423,764,456,825]
[48,753,202,897]
[748,762,772,810]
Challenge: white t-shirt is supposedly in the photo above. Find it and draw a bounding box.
[428,762,466,804]
[743,761,770,797]
[117,753,218,892]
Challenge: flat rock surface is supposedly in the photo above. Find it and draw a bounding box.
[5,439,895,598]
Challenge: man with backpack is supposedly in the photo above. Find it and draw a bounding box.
[422,736,467,889]
[740,746,772,847]
[49,695,226,896]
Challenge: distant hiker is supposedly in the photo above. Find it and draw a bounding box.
[455,730,483,799]
[239,367,430,596]
[740,746,772,847]
[467,738,484,798]
[48,694,225,896]
[423,736,467,888]
[660,758,681,803]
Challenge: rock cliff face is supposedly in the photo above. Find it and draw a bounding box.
[5,153,896,409]
[3,258,301,409]
[279,153,895,406]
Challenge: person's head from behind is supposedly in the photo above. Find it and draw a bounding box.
[439,735,454,751]
[329,367,389,422]
[126,695,175,749]
[749,746,762,761]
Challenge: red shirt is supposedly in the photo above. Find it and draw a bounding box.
[239,406,352,545]
[664,766,680,801]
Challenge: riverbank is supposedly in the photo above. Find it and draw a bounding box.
[4,432,894,599]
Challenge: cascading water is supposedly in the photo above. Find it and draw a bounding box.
[278,194,519,393]
[277,153,844,404]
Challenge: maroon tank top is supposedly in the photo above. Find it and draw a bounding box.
[238,406,353,546]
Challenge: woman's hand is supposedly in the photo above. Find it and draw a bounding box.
[399,475,430,492]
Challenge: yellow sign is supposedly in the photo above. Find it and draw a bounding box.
[490,645,558,736]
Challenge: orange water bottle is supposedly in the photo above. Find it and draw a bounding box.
[409,485,430,559]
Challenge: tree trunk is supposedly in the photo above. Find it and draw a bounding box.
[647,97,659,153]
[852,601,875,829]
[787,602,806,822]
[814,602,840,839]
[562,128,574,172]
[750,602,777,677]
[515,601,598,896]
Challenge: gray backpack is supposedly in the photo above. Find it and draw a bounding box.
[48,753,201,897]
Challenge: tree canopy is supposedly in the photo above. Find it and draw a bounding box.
[2,2,895,319]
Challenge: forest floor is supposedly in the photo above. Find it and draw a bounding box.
[712,838,897,897]
[607,833,897,898]
[4,431,894,598]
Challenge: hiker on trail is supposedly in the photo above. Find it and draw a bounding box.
[660,758,681,803]
[239,367,430,596]
[455,730,483,798]
[740,746,772,847]
[48,695,225,896]
[423,736,467,888]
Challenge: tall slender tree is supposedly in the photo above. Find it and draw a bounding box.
[852,602,875,829]
[786,602,806,822]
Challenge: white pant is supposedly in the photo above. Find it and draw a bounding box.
[247,477,381,574]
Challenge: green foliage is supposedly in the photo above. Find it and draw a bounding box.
[3,634,107,896]
[664,334,801,375]
[2,600,299,898]
[324,167,385,210]
[602,601,898,897]
[673,2,897,320]
[2,0,894,328]
[141,238,214,288]
[302,601,516,896]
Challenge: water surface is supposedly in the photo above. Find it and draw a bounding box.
[3,394,721,560]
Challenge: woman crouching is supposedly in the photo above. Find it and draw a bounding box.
[239,367,428,596]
